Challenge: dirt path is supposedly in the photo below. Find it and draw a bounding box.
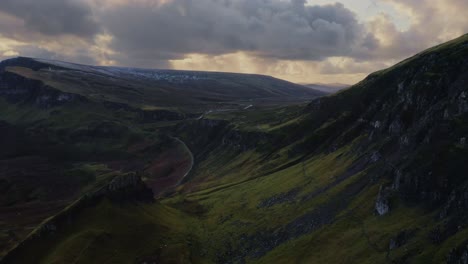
[171,137,194,184]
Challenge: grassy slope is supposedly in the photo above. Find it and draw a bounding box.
[5,139,461,264]
[0,92,187,259]
[6,200,194,264]
[2,139,363,263]
[1,34,468,263]
[4,60,323,112]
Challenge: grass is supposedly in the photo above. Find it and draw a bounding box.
[8,200,195,264]
[256,186,434,264]
[5,61,322,112]
[204,103,306,132]
[159,141,363,261]
[2,34,468,263]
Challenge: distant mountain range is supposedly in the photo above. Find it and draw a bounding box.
[302,83,350,94]
[0,57,324,113]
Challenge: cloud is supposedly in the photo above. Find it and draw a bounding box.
[0,0,100,38]
[365,0,468,60]
[0,0,467,84]
[0,37,98,65]
[0,0,102,64]
[100,0,372,65]
[97,0,468,69]
[169,52,371,84]
[318,57,393,74]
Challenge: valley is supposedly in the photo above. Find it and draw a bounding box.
[0,34,468,264]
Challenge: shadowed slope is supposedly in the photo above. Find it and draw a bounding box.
[1,34,468,264]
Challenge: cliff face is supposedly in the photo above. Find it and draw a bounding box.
[0,70,85,108]
[294,35,468,215]
[360,40,468,217]
[99,173,154,203]
[0,57,64,71]
[0,64,190,121]
[198,34,468,263]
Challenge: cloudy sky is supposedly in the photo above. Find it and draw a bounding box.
[0,0,467,84]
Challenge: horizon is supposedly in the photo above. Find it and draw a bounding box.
[0,0,467,84]
[5,55,356,86]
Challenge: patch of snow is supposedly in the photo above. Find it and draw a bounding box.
[35,58,213,83]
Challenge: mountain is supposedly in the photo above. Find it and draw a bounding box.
[0,57,323,260]
[0,34,467,264]
[302,83,350,94]
[0,57,324,113]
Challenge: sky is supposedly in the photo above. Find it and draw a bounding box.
[0,0,467,85]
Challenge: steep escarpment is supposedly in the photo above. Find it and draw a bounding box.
[346,37,466,213]
[167,34,468,263]
[0,57,65,72]
[0,69,85,108]
[280,34,468,215]
[0,62,195,122]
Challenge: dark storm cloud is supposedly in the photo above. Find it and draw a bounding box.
[102,0,372,62]
[0,0,99,38]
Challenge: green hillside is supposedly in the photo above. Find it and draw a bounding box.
[1,34,468,264]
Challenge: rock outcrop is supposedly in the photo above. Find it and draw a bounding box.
[388,229,416,250]
[447,241,468,264]
[375,185,391,216]
[97,173,154,203]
